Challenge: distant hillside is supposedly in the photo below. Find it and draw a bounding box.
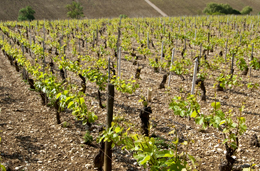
[0,0,160,21]
[0,0,260,21]
[150,0,260,16]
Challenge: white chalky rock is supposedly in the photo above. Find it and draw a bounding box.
[37,161,43,164]
[85,164,92,169]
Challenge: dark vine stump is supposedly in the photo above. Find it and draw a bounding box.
[108,61,116,77]
[7,54,13,65]
[81,82,86,93]
[181,48,186,59]
[230,69,234,79]
[28,79,35,89]
[103,39,107,48]
[250,134,260,147]
[60,69,66,81]
[111,62,116,77]
[159,74,167,89]
[14,60,19,72]
[80,38,84,47]
[25,47,29,53]
[54,48,59,56]
[93,128,105,171]
[22,68,28,81]
[210,46,214,52]
[195,79,206,101]
[54,98,61,124]
[219,144,236,171]
[217,81,224,91]
[49,59,55,74]
[135,67,142,79]
[98,90,105,109]
[79,74,86,93]
[139,106,152,136]
[242,66,248,75]
[154,58,159,72]
[40,91,48,106]
[219,51,223,57]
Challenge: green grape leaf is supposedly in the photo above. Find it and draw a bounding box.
[211,102,221,110]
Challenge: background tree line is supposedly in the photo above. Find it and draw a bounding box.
[203,3,253,15]
[17,1,255,21]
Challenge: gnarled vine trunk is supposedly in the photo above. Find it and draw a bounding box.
[139,106,152,136]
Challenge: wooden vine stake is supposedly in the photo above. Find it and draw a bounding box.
[230,53,235,79]
[197,44,202,73]
[43,22,46,41]
[108,57,110,83]
[147,89,152,102]
[147,32,149,49]
[116,27,121,58]
[104,83,114,171]
[118,47,121,79]
[67,34,70,51]
[191,58,199,95]
[207,32,210,55]
[225,39,228,62]
[78,39,81,55]
[64,46,67,78]
[85,38,88,51]
[59,37,62,54]
[168,48,175,87]
[138,25,140,40]
[42,41,46,74]
[22,45,27,81]
[42,41,47,105]
[96,26,98,46]
[184,38,186,49]
[119,15,122,26]
[160,41,164,72]
[92,32,95,48]
[249,43,254,77]
[218,21,220,33]
[35,23,37,36]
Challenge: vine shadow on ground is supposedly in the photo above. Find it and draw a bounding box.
[14,136,43,163]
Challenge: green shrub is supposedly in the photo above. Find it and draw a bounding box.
[83,130,93,144]
[119,14,128,19]
[203,3,241,15]
[241,6,253,15]
[18,6,35,21]
[62,121,70,128]
[66,1,84,19]
[211,12,225,15]
[232,9,242,14]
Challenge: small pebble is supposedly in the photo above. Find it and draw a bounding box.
[37,161,43,164]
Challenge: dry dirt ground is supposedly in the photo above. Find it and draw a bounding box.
[1,24,260,171]
[0,50,142,171]
[1,42,260,171]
